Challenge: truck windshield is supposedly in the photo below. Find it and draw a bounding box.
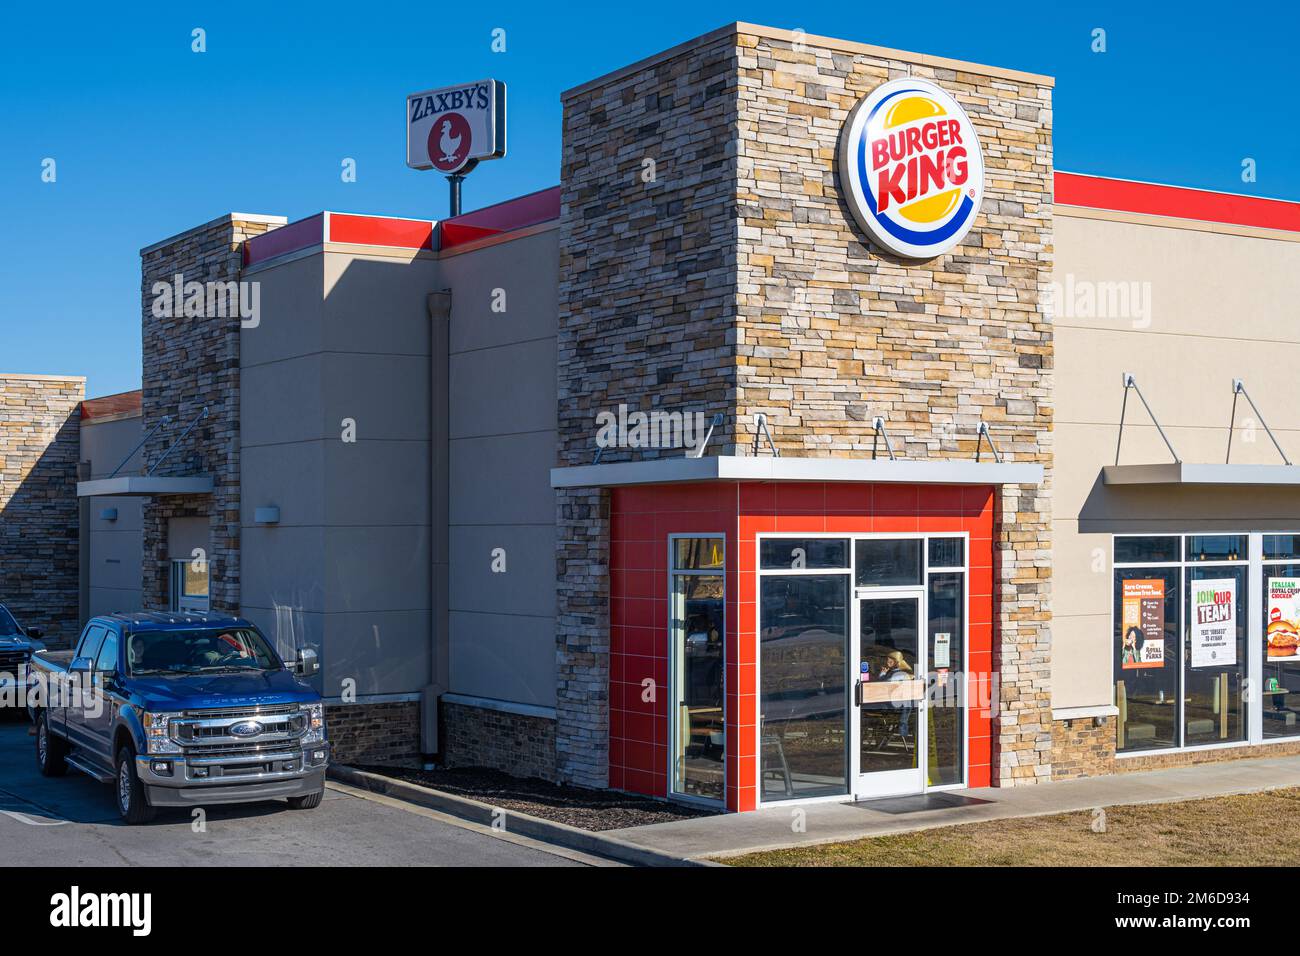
[126,628,281,675]
[0,609,19,637]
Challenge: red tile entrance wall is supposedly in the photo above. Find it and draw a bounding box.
[608,481,995,812]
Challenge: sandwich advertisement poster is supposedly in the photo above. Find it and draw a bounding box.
[1191,578,1237,668]
[1267,578,1300,660]
[1120,578,1165,669]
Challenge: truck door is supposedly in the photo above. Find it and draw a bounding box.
[83,628,121,766]
[64,623,107,750]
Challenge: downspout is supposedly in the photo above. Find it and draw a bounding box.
[423,289,452,761]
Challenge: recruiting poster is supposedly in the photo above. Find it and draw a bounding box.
[1120,579,1165,669]
[1267,578,1300,660]
[1191,578,1237,668]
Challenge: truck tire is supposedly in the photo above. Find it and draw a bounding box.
[35,711,68,777]
[287,788,324,810]
[115,744,156,824]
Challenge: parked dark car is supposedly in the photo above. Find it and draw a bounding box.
[0,603,44,716]
[29,612,327,823]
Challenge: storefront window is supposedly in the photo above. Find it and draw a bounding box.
[760,538,849,570]
[670,538,724,802]
[855,538,922,587]
[1263,558,1300,739]
[927,537,964,569]
[759,574,849,801]
[1114,535,1180,565]
[1184,564,1247,745]
[1187,535,1246,563]
[1114,535,1249,753]
[1113,564,1180,753]
[927,571,964,785]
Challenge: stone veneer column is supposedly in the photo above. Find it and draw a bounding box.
[0,374,85,645]
[730,29,1054,784]
[139,214,283,613]
[556,32,743,787]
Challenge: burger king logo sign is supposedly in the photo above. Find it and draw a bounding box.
[839,78,984,259]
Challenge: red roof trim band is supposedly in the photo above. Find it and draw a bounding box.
[1056,172,1300,234]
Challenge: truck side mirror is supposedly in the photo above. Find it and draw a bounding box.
[24,627,43,640]
[294,647,319,677]
[69,657,93,674]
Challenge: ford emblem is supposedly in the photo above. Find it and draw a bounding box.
[229,720,264,738]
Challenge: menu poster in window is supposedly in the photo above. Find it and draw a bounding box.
[933,632,951,669]
[1120,579,1165,669]
[1191,578,1237,668]
[1267,578,1300,660]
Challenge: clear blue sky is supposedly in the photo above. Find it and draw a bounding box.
[3,0,1296,398]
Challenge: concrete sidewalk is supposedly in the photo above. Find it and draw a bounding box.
[607,754,1300,860]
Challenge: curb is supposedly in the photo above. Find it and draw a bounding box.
[328,765,722,868]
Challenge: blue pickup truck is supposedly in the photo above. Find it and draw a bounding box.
[0,603,44,712]
[29,612,328,823]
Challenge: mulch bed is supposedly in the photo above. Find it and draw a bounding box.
[354,764,719,832]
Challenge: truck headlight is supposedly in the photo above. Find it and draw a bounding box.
[301,703,326,745]
[143,711,184,754]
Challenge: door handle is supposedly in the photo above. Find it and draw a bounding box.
[854,679,863,707]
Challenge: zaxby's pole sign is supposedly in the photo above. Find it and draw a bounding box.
[407,79,506,214]
[839,78,984,259]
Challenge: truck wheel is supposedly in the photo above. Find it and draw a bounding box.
[115,744,156,824]
[35,712,67,777]
[287,789,324,810]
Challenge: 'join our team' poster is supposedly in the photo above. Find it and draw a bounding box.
[1120,579,1165,669]
[1191,578,1237,668]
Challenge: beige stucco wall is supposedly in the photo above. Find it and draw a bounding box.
[1051,210,1300,709]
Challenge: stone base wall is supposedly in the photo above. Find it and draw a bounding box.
[1051,716,1117,780]
[443,700,558,782]
[0,374,84,646]
[326,701,422,767]
[1116,738,1300,774]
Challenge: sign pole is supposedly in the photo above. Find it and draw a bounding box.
[447,174,464,217]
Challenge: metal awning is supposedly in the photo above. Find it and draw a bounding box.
[551,455,1043,489]
[1102,463,1300,487]
[77,476,214,497]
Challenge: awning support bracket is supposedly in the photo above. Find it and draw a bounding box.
[692,412,726,460]
[148,406,209,476]
[975,421,1002,463]
[1226,378,1291,466]
[871,416,897,461]
[750,413,779,458]
[108,415,171,478]
[1115,373,1180,465]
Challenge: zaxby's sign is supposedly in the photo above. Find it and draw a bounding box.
[407,79,506,174]
[839,78,984,258]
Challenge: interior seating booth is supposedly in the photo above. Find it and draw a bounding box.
[552,455,1042,812]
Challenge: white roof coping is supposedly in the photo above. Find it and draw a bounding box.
[77,476,214,498]
[551,455,1044,489]
[1102,463,1300,487]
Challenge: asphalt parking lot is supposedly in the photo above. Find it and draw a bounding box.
[0,715,603,866]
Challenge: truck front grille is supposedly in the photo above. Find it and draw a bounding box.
[173,704,306,748]
[0,650,28,674]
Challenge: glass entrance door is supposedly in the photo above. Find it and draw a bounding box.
[854,592,925,798]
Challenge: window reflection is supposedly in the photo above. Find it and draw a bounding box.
[1114,567,1180,752]
[671,572,724,801]
[760,575,849,801]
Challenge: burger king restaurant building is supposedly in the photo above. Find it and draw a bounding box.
[9,22,1300,814]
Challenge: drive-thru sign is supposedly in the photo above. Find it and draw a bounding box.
[406,79,506,174]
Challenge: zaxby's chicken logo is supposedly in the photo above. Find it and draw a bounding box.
[839,78,984,258]
[429,112,472,173]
